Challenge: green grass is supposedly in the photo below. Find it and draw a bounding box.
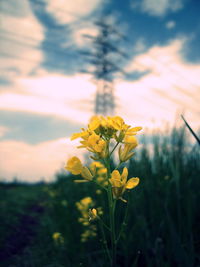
[0,127,200,267]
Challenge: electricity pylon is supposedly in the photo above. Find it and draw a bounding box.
[81,16,127,116]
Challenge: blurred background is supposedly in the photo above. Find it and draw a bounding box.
[0,1,200,266]
[0,0,199,182]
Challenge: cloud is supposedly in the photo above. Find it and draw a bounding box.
[0,126,9,138]
[0,0,44,77]
[1,37,200,131]
[0,73,96,125]
[0,137,84,182]
[165,20,176,29]
[118,37,200,130]
[131,0,184,16]
[45,0,102,25]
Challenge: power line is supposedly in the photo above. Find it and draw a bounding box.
[154,88,200,114]
[0,51,80,73]
[30,0,88,20]
[124,35,200,93]
[149,55,200,90]
[0,28,60,47]
[133,58,200,102]
[0,4,95,41]
[0,1,86,22]
[0,34,80,61]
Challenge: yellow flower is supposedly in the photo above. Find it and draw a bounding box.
[65,157,95,181]
[81,226,97,242]
[65,156,83,175]
[119,136,138,162]
[88,116,101,130]
[88,208,98,221]
[90,161,104,176]
[90,161,104,169]
[109,167,139,201]
[52,232,64,245]
[80,197,93,207]
[90,162,108,187]
[88,132,106,153]
[107,116,125,130]
[76,199,102,242]
[79,131,106,157]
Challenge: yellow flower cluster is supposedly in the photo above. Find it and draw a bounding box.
[76,197,100,242]
[76,197,95,226]
[71,115,142,160]
[65,115,142,201]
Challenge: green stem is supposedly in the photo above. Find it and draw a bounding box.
[98,217,111,232]
[115,162,123,170]
[110,142,119,156]
[108,186,117,267]
[93,179,107,192]
[98,219,112,264]
[104,155,117,267]
[116,194,129,244]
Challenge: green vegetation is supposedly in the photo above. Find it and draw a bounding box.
[1,127,200,267]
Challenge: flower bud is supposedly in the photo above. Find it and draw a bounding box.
[81,166,93,181]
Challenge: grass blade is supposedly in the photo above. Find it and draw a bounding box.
[181,115,200,146]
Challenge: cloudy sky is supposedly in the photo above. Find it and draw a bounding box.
[0,0,200,181]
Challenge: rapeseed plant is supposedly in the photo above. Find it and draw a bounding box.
[76,197,102,242]
[65,115,142,266]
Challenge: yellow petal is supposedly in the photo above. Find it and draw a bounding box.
[89,208,97,221]
[121,167,128,183]
[88,116,101,130]
[111,170,121,181]
[97,168,107,175]
[71,132,81,140]
[124,151,135,162]
[124,136,138,145]
[71,131,88,140]
[126,177,139,189]
[126,127,142,134]
[109,178,122,187]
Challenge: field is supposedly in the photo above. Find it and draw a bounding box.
[1,127,200,267]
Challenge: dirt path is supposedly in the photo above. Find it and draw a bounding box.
[0,202,45,266]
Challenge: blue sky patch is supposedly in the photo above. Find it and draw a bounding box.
[0,111,83,144]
